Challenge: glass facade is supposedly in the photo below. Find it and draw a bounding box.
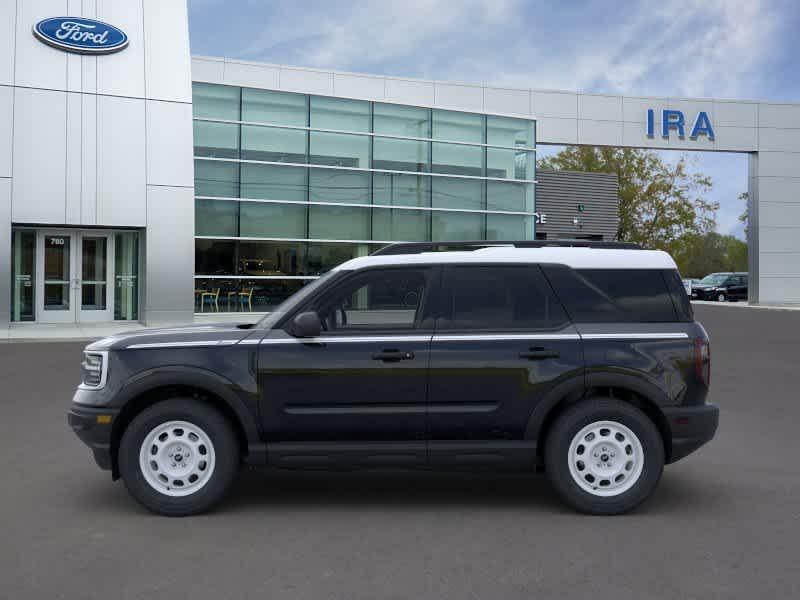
[192,82,536,312]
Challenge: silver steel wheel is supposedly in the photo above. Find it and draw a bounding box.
[138,420,216,497]
[567,420,644,497]
[717,293,726,302]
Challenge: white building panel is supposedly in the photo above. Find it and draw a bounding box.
[146,100,194,188]
[0,1,15,86]
[758,127,800,153]
[224,60,279,90]
[759,253,800,277]
[279,66,334,96]
[756,178,800,206]
[333,73,386,101]
[578,119,623,146]
[758,227,800,253]
[621,121,671,149]
[757,152,800,178]
[11,86,66,224]
[0,86,12,178]
[711,126,757,152]
[758,103,800,129]
[713,100,757,128]
[96,95,146,226]
[81,93,97,224]
[13,0,68,91]
[65,92,82,224]
[759,277,800,303]
[536,117,577,145]
[96,0,146,99]
[532,91,577,119]
[385,77,435,107]
[191,57,225,84]
[143,0,192,103]
[434,82,484,112]
[578,94,622,122]
[622,97,668,124]
[483,87,531,117]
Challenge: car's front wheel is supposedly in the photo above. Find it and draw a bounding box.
[118,399,239,516]
[717,292,727,302]
[545,398,664,515]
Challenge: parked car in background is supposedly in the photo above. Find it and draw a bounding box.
[682,278,699,295]
[691,272,748,302]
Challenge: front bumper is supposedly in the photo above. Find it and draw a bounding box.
[663,403,719,463]
[67,404,119,471]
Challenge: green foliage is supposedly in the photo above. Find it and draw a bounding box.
[667,232,748,278]
[538,146,719,248]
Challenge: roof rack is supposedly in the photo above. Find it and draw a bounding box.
[371,240,642,256]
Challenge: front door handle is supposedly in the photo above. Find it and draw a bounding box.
[519,347,560,360]
[372,349,415,362]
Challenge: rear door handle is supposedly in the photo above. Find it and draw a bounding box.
[519,348,560,360]
[372,350,415,362]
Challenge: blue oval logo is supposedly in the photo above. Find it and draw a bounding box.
[33,17,128,55]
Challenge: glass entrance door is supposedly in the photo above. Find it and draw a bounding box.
[36,231,114,323]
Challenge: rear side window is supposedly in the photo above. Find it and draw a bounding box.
[542,266,681,323]
[437,265,569,331]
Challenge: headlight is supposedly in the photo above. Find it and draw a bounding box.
[80,351,108,389]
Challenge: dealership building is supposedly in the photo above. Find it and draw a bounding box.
[2,2,799,329]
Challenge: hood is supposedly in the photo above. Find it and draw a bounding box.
[86,322,258,351]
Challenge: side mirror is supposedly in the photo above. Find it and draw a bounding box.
[291,311,322,338]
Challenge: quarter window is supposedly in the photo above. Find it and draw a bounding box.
[438,266,568,330]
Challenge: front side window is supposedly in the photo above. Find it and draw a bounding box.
[313,268,429,332]
[438,266,568,331]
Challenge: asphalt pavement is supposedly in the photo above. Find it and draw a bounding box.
[1,303,798,599]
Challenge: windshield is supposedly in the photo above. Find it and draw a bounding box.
[698,274,728,286]
[256,270,339,330]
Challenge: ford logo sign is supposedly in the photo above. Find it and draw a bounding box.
[33,17,128,55]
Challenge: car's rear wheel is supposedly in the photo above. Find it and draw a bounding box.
[717,292,726,302]
[545,398,664,515]
[118,398,239,516]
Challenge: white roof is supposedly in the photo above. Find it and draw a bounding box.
[335,247,678,271]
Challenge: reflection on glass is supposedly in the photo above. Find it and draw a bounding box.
[373,103,429,137]
[487,214,533,240]
[486,149,533,180]
[44,235,70,311]
[238,241,304,276]
[431,142,483,176]
[241,125,306,163]
[193,121,239,158]
[239,202,307,238]
[195,160,239,198]
[81,237,107,311]
[192,83,240,120]
[486,181,534,212]
[11,230,35,322]
[114,232,139,320]
[242,88,307,126]
[307,242,371,275]
[195,240,236,276]
[372,208,429,241]
[309,205,370,240]
[432,211,484,241]
[431,177,483,210]
[309,131,369,168]
[310,96,369,131]
[373,173,429,207]
[195,278,309,313]
[373,137,428,172]
[196,199,239,237]
[309,168,370,204]
[486,116,534,148]
[241,163,306,201]
[432,110,483,143]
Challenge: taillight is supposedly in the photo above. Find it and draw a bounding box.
[694,338,710,387]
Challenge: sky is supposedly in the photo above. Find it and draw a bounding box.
[188,0,800,240]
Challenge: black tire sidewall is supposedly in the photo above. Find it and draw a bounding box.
[118,398,239,516]
[545,398,664,515]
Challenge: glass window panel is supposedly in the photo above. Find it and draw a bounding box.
[309,131,369,168]
[81,237,108,312]
[486,149,533,180]
[309,205,370,240]
[194,160,239,198]
[374,103,429,137]
[309,168,370,204]
[431,177,483,210]
[192,83,240,120]
[114,232,139,321]
[372,208,429,241]
[432,211,484,241]
[486,181,534,212]
[486,214,533,240]
[241,163,306,201]
[11,230,35,322]
[193,121,239,158]
[373,137,428,172]
[250,279,308,311]
[373,173,429,207]
[196,199,238,237]
[44,235,71,311]
[238,241,304,276]
[307,243,371,275]
[239,202,307,239]
[431,142,483,176]
[195,240,236,275]
[486,116,534,148]
[432,110,483,143]
[310,96,369,131]
[241,88,307,126]
[241,125,306,163]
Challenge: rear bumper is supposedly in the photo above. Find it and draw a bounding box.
[67,404,119,472]
[663,403,719,463]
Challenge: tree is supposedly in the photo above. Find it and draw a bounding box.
[667,232,748,278]
[538,146,718,249]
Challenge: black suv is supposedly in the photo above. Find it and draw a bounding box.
[68,242,718,516]
[691,272,748,302]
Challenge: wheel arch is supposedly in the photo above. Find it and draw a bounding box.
[109,367,264,479]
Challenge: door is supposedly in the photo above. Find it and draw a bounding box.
[426,265,584,466]
[258,267,435,463]
[36,231,114,323]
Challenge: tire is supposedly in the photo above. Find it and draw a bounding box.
[118,398,240,516]
[717,293,726,302]
[544,398,664,515]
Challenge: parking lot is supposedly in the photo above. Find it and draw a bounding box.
[1,303,799,599]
